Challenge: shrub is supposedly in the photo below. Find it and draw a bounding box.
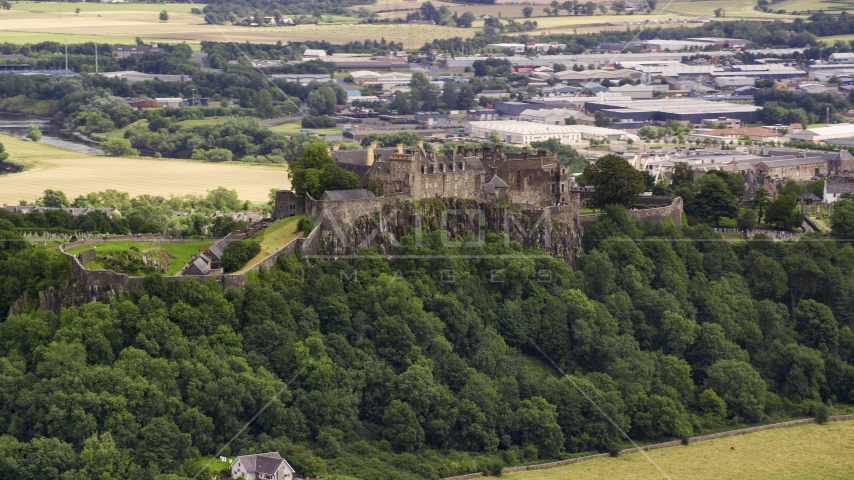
[301,115,337,128]
[815,403,830,424]
[27,124,41,142]
[608,442,621,457]
[220,240,261,272]
[297,217,316,234]
[191,148,233,162]
[101,138,139,156]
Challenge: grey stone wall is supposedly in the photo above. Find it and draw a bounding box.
[579,196,683,230]
[77,248,97,263]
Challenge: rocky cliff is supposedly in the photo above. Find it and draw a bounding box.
[312,197,583,266]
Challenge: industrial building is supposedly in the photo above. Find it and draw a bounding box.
[466,121,582,145]
[790,124,854,143]
[519,108,584,125]
[584,98,761,125]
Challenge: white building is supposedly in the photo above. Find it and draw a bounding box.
[466,120,582,145]
[829,52,854,64]
[790,124,854,143]
[824,180,854,203]
[303,49,327,59]
[519,108,584,125]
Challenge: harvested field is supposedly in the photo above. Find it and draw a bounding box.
[507,421,854,480]
[0,2,473,46]
[0,134,290,205]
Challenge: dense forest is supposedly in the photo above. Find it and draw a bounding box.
[1,201,854,479]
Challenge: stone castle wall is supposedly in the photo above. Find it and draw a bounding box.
[579,196,683,230]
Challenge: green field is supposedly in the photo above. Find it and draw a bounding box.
[66,240,214,276]
[507,421,854,480]
[270,122,343,136]
[237,215,305,273]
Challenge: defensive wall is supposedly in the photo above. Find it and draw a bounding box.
[578,196,684,230]
[441,415,854,480]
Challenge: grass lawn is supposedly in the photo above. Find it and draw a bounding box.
[0,132,290,204]
[270,122,342,136]
[506,421,854,480]
[200,456,231,474]
[173,117,232,129]
[66,240,214,276]
[666,0,801,18]
[236,215,305,273]
[579,208,598,215]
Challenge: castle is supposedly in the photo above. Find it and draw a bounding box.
[275,143,580,219]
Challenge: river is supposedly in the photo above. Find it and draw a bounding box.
[0,113,104,155]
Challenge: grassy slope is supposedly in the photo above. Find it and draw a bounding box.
[270,122,342,136]
[236,215,305,273]
[507,421,854,480]
[66,240,214,275]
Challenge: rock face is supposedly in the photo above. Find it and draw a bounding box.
[312,197,583,266]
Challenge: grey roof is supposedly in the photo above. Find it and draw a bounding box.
[321,189,376,201]
[485,173,509,188]
[834,150,854,161]
[338,163,373,187]
[826,182,854,194]
[757,157,829,168]
[800,192,820,200]
[233,452,283,475]
[206,236,234,261]
[185,257,211,276]
[484,183,496,195]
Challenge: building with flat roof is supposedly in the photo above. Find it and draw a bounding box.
[585,98,760,125]
[519,108,584,125]
[467,120,582,145]
[790,124,854,143]
[494,101,546,119]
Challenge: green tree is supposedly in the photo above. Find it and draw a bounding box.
[75,7,80,15]
[256,89,274,119]
[795,300,839,352]
[220,240,261,272]
[159,10,169,21]
[26,125,41,142]
[582,154,645,208]
[744,253,787,300]
[671,162,694,187]
[382,400,424,452]
[101,138,139,156]
[830,199,854,241]
[522,6,534,16]
[516,396,565,459]
[765,195,803,230]
[0,141,8,162]
[0,1,11,10]
[41,189,69,208]
[751,187,771,223]
[488,130,501,143]
[705,360,766,423]
[692,175,738,227]
[698,389,726,425]
[736,208,758,233]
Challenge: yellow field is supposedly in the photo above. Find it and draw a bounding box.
[0,134,290,204]
[666,0,800,18]
[507,421,854,480]
[0,2,473,46]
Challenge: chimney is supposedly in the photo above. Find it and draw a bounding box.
[332,144,339,151]
[366,145,374,166]
[417,141,424,154]
[370,142,378,148]
[396,144,404,154]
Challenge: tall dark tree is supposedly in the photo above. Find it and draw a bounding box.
[582,154,645,207]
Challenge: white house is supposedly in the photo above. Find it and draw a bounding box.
[824,180,854,203]
[230,452,295,480]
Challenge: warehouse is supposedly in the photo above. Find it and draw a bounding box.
[584,98,761,125]
[789,124,854,143]
[466,121,582,145]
